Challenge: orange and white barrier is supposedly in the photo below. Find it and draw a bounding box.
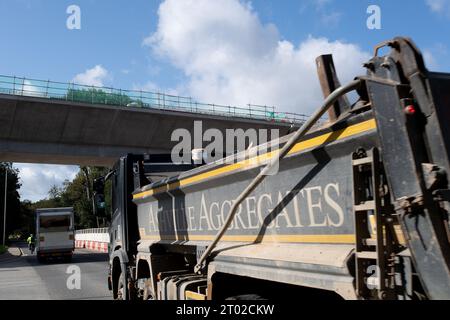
[75,228,109,253]
[75,240,108,253]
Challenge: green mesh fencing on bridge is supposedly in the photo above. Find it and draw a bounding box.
[0,75,309,124]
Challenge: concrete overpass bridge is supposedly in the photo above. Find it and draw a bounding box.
[0,75,305,167]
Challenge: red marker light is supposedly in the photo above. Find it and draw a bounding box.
[405,105,416,115]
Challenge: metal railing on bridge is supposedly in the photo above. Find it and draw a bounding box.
[0,75,310,124]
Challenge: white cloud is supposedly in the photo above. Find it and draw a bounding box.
[73,65,110,87]
[426,0,450,16]
[320,11,342,27]
[427,0,446,12]
[132,81,160,92]
[299,0,342,28]
[146,0,369,114]
[19,80,45,98]
[132,81,185,97]
[314,0,333,9]
[14,164,78,202]
[423,43,448,70]
[423,50,439,70]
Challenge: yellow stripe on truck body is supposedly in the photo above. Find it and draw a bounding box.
[134,116,380,246]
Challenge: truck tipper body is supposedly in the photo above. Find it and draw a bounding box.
[36,207,75,262]
[96,37,450,300]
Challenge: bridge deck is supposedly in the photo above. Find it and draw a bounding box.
[0,76,301,166]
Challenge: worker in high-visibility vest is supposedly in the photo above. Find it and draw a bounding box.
[27,234,35,253]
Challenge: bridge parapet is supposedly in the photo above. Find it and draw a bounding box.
[0,75,308,124]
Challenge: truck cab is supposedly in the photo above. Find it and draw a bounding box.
[94,154,195,299]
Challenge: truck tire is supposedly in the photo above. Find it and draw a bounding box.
[116,272,125,300]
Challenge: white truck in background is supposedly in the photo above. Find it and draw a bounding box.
[36,208,75,262]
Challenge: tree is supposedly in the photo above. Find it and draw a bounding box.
[16,165,111,234]
[0,163,23,242]
[17,200,35,237]
[41,166,110,230]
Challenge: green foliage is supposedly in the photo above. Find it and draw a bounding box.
[0,245,7,255]
[0,162,112,240]
[31,166,111,229]
[8,233,22,241]
[14,201,35,238]
[66,88,137,106]
[0,163,23,241]
[2,163,113,238]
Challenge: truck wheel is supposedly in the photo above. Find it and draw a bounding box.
[116,272,125,300]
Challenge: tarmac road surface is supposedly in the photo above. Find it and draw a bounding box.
[0,242,111,300]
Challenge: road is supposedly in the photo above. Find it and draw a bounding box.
[0,242,111,300]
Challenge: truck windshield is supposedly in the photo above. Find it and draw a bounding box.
[39,215,71,232]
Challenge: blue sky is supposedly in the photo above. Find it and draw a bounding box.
[1,0,449,201]
[1,1,449,89]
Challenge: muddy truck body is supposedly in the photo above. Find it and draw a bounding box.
[96,37,450,300]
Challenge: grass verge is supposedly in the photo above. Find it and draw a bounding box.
[0,245,8,255]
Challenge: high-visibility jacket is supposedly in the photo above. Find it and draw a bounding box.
[27,236,35,244]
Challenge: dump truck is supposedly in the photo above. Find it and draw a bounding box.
[93,37,450,300]
[36,207,75,262]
